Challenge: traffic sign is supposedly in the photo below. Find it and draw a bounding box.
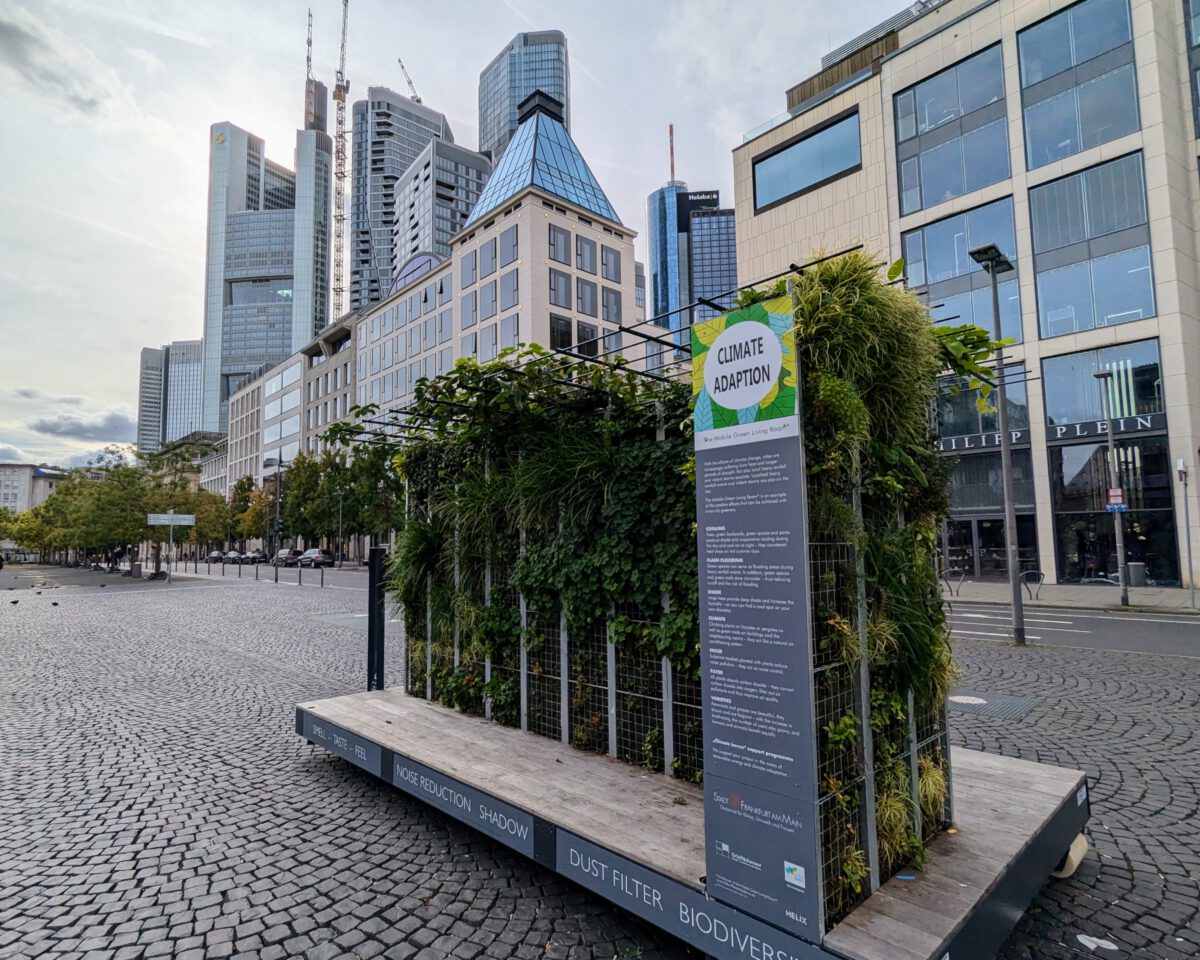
[1105,503,1128,513]
[147,513,195,526]
[1107,487,1124,506]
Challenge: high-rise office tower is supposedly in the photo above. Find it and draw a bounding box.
[478,31,569,161]
[200,82,332,433]
[137,347,166,454]
[390,140,492,270]
[689,208,737,324]
[350,88,453,311]
[163,340,204,443]
[646,183,720,341]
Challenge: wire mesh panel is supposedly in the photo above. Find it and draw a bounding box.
[915,699,951,841]
[405,602,427,698]
[487,561,521,727]
[526,613,561,740]
[671,668,703,783]
[568,618,608,753]
[613,605,664,770]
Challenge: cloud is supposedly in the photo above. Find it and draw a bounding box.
[125,45,165,75]
[0,12,107,114]
[27,410,137,442]
[63,447,118,468]
[11,387,84,406]
[0,443,28,462]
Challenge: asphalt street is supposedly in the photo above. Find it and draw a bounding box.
[946,600,1200,657]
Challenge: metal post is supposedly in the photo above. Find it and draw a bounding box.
[1181,461,1194,608]
[560,608,569,745]
[298,563,303,586]
[338,490,344,569]
[320,566,325,588]
[168,508,174,576]
[852,463,881,892]
[1095,371,1129,606]
[606,606,617,758]
[367,546,385,690]
[425,574,433,700]
[987,264,1025,642]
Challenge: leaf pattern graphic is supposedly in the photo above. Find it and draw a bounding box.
[694,389,714,433]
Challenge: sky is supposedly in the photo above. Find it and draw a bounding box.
[0,0,899,467]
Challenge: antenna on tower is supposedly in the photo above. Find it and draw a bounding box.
[303,8,315,130]
[332,0,350,319]
[669,123,675,181]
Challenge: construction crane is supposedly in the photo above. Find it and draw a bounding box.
[396,58,421,103]
[332,0,350,319]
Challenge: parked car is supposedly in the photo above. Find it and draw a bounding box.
[224,551,242,564]
[272,548,304,567]
[206,550,225,563]
[241,549,267,565]
[299,548,335,568]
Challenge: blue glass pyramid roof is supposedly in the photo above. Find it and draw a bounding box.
[465,109,621,227]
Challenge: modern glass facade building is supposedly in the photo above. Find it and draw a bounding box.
[350,88,453,311]
[137,347,166,454]
[646,184,721,342]
[164,340,204,443]
[477,31,570,161]
[735,0,1200,587]
[390,140,491,271]
[201,96,332,432]
[689,208,738,324]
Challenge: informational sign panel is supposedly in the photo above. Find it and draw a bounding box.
[692,296,822,940]
[147,513,195,526]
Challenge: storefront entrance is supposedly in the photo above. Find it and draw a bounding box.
[942,515,1039,580]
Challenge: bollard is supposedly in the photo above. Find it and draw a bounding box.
[320,566,324,588]
[207,561,210,574]
[221,560,225,576]
[298,564,303,586]
[274,562,278,584]
[238,561,241,579]
[255,562,259,580]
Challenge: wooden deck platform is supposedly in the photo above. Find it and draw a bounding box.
[297,689,1088,960]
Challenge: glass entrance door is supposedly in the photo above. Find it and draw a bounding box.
[941,515,1039,580]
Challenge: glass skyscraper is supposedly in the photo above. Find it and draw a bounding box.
[164,340,204,443]
[137,347,165,454]
[477,31,569,161]
[350,88,453,311]
[689,208,737,324]
[200,86,332,433]
[646,184,721,342]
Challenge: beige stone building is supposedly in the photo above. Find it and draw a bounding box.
[353,92,654,420]
[735,0,1200,587]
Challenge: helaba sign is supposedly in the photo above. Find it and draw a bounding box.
[703,323,784,410]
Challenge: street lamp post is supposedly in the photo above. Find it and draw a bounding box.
[1093,371,1129,606]
[337,488,344,569]
[969,243,1025,645]
[265,456,288,560]
[1179,458,1195,609]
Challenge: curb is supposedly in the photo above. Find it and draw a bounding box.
[941,594,1200,617]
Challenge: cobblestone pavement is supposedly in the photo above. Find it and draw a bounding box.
[1,570,1197,959]
[951,638,1200,960]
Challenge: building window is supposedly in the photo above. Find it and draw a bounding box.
[902,197,1022,342]
[1041,338,1161,426]
[549,224,571,264]
[602,287,622,324]
[500,269,519,311]
[500,225,518,266]
[947,450,1037,514]
[576,278,598,317]
[894,46,1008,214]
[480,280,497,321]
[438,347,453,374]
[439,274,453,305]
[501,314,519,350]
[936,365,1028,438]
[576,236,597,274]
[461,291,477,329]
[577,321,599,357]
[1030,153,1152,338]
[461,332,477,358]
[550,314,572,350]
[1050,436,1177,583]
[549,268,571,308]
[423,318,436,352]
[603,328,623,356]
[438,310,453,344]
[481,324,498,362]
[461,250,477,287]
[601,245,621,282]
[753,110,861,211]
[1019,0,1136,169]
[480,238,497,278]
